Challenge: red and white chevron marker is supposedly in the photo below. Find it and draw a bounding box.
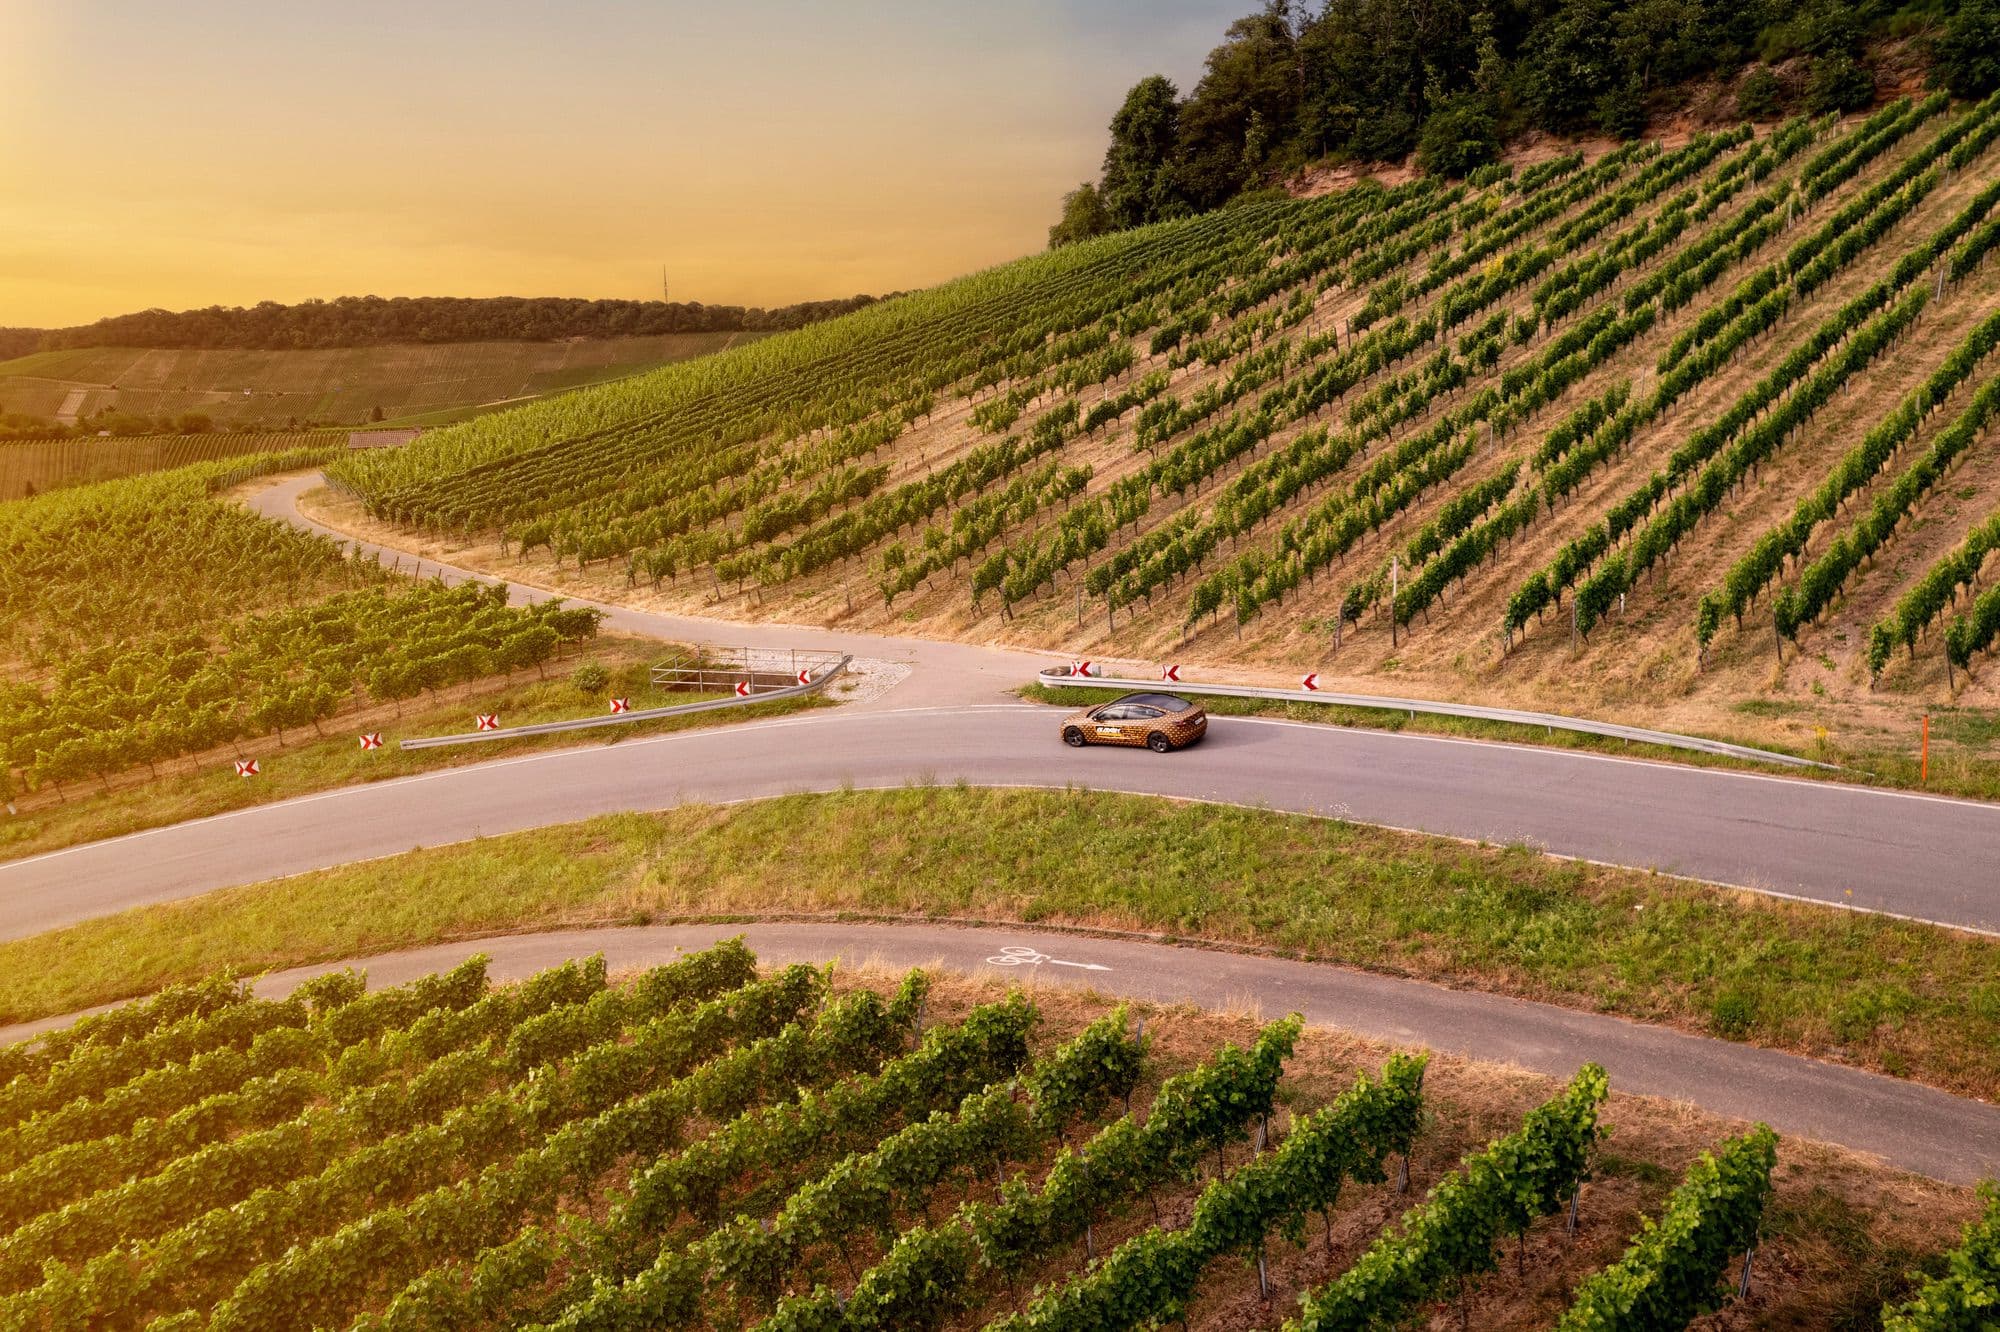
[1071,660,1093,678]
[609,698,630,714]
[1301,673,1320,692]
[358,732,383,751]
[796,667,812,686]
[475,713,500,732]
[234,759,260,778]
[1161,664,1182,682]
[734,681,752,698]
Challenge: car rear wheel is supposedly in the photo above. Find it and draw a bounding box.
[1147,731,1173,754]
[1062,726,1086,748]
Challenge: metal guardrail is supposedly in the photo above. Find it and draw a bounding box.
[1034,666,1837,769]
[402,655,851,750]
[651,647,845,694]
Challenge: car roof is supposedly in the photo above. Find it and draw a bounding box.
[1113,692,1193,712]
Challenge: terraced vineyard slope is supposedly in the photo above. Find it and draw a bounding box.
[327,99,2000,745]
[0,450,602,801]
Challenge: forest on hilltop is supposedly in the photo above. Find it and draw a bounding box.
[1049,0,2000,244]
[8,292,885,355]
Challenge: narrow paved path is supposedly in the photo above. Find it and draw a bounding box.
[7,923,1992,1183]
[5,703,1997,940]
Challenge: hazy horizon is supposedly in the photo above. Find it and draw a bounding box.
[1,0,1248,329]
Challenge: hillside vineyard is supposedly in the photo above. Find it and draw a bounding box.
[7,941,1899,1331]
[0,450,604,795]
[330,96,2000,697]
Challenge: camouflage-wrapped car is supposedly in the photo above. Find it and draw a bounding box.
[1060,692,1208,753]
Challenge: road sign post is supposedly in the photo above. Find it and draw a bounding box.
[1390,556,1399,648]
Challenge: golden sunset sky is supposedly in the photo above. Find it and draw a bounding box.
[0,1,1246,327]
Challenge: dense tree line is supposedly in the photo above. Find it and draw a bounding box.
[17,292,887,354]
[0,410,221,442]
[1051,0,2000,246]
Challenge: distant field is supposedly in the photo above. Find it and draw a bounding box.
[0,432,336,498]
[0,331,757,429]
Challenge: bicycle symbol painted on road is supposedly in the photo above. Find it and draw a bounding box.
[983,945,1111,973]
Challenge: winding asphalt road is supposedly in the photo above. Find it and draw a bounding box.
[4,699,1998,940]
[4,923,1993,1183]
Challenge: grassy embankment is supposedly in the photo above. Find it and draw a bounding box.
[4,787,1993,1099]
[0,639,826,862]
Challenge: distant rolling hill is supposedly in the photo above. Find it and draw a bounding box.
[0,331,759,430]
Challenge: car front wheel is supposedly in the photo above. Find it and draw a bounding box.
[1062,726,1087,748]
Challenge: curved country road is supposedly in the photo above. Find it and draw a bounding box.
[5,922,1993,1183]
[4,702,1998,939]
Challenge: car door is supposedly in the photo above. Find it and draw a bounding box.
[1090,704,1135,743]
[1124,705,1165,745]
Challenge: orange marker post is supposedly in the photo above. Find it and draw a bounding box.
[1921,714,1930,785]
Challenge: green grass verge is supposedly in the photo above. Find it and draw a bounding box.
[0,641,826,862]
[4,787,1993,1098]
[1020,684,2000,802]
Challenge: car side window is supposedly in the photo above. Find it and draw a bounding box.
[1130,706,1163,720]
[1095,705,1134,721]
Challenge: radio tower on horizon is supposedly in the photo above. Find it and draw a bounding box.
[660,266,669,303]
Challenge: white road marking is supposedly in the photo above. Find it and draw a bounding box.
[983,944,1112,972]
